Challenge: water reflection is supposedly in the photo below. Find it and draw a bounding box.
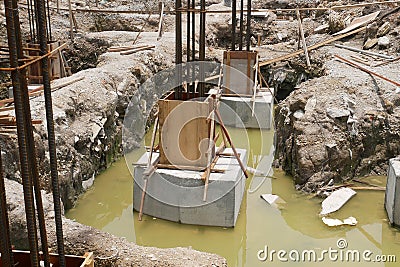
[66,128,400,266]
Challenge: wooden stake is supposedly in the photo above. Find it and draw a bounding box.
[72,11,79,30]
[139,116,159,221]
[157,2,165,40]
[68,0,74,40]
[203,110,215,201]
[296,9,311,68]
[133,12,152,45]
[147,116,159,168]
[215,109,248,178]
[138,179,148,221]
[259,71,278,103]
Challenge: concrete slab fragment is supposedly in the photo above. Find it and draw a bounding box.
[322,216,357,227]
[320,187,356,215]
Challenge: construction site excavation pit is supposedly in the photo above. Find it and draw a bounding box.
[66,126,400,267]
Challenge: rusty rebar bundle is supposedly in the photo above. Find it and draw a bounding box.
[0,150,14,267]
[231,0,236,50]
[175,0,182,99]
[33,0,66,263]
[2,0,65,265]
[246,0,251,51]
[4,0,40,265]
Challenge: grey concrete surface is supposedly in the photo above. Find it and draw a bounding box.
[385,157,400,227]
[219,91,274,129]
[133,148,247,227]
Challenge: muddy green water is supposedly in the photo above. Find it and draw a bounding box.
[66,128,400,266]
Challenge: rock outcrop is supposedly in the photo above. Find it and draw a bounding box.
[275,44,400,192]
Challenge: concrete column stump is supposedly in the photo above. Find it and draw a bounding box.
[385,157,400,227]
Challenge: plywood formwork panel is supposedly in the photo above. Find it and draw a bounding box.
[27,41,63,84]
[223,51,257,95]
[158,95,214,168]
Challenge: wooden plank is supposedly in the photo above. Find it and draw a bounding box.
[158,99,210,167]
[0,76,85,107]
[81,252,94,267]
[296,9,311,67]
[68,0,74,40]
[335,43,393,60]
[223,51,257,95]
[225,51,231,94]
[120,45,155,56]
[259,26,367,67]
[108,45,148,52]
[157,163,225,173]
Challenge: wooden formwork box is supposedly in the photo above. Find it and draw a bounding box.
[0,250,94,267]
[26,41,64,84]
[222,50,257,95]
[158,92,216,169]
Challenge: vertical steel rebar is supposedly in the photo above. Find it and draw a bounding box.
[17,1,51,265]
[68,0,74,40]
[175,0,182,99]
[186,0,191,90]
[46,0,52,41]
[231,0,236,50]
[199,0,205,96]
[33,0,66,265]
[4,0,40,265]
[246,0,251,51]
[0,150,14,267]
[27,0,34,41]
[239,0,243,50]
[191,0,196,96]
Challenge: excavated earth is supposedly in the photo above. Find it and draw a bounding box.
[0,0,228,266]
[0,0,400,265]
[267,5,400,192]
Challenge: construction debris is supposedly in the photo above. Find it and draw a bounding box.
[320,188,357,215]
[322,216,358,227]
[333,11,380,36]
[261,194,286,207]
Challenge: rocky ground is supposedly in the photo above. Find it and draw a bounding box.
[1,0,400,265]
[0,0,227,265]
[5,178,226,266]
[266,4,400,192]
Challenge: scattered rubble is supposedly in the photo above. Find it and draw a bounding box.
[320,188,356,215]
[273,2,400,191]
[322,216,358,227]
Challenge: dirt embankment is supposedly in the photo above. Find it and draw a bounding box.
[272,5,400,192]
[5,178,227,266]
